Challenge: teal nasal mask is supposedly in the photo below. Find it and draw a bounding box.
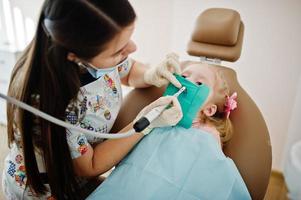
[163,74,210,128]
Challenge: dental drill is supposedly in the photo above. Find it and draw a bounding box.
[133,86,186,132]
[0,87,185,141]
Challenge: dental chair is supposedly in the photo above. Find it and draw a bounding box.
[112,8,272,200]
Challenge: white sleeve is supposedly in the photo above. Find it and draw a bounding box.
[65,102,90,159]
[118,58,133,78]
[66,129,90,159]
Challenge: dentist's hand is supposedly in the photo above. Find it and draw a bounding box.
[134,96,183,134]
[144,53,182,88]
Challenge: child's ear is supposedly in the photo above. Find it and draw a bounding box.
[203,104,218,117]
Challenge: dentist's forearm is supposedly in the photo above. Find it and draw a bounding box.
[72,122,144,177]
[127,60,152,88]
[91,123,144,175]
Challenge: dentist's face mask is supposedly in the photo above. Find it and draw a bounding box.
[78,57,130,79]
[163,74,210,128]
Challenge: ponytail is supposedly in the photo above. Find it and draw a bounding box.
[202,115,234,145]
[8,13,82,197]
[7,0,136,198]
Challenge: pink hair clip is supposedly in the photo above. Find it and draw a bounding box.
[224,92,238,118]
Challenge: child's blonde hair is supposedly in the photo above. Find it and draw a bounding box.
[199,69,234,144]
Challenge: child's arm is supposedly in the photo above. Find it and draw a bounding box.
[72,122,144,177]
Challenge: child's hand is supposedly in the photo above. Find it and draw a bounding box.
[144,53,182,88]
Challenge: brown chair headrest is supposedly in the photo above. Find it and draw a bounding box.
[187,8,244,62]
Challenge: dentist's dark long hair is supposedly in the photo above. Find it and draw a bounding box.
[6,0,136,199]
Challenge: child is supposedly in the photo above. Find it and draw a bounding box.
[181,62,237,147]
[85,63,249,200]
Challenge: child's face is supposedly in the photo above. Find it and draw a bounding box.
[182,63,218,118]
[181,64,216,89]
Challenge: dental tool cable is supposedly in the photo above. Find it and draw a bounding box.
[0,92,136,140]
[0,87,185,140]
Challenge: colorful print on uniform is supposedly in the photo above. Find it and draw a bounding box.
[103,97,112,108]
[7,161,16,177]
[77,135,88,155]
[15,165,26,187]
[104,109,111,120]
[112,86,117,94]
[78,145,88,155]
[95,125,108,133]
[104,74,118,94]
[15,154,23,164]
[104,74,113,87]
[80,119,94,131]
[119,60,129,72]
[118,66,123,72]
[80,96,88,115]
[77,135,87,146]
[65,105,79,125]
[88,95,105,113]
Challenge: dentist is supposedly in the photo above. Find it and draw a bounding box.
[2,0,182,199]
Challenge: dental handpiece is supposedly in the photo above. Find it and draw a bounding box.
[133,86,186,132]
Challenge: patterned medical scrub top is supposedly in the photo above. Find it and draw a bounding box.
[2,59,132,199]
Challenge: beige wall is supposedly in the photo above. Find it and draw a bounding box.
[283,75,301,168]
[0,0,42,50]
[131,0,301,170]
[129,0,174,64]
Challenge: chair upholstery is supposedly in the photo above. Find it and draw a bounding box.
[187,8,244,62]
[112,8,272,200]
